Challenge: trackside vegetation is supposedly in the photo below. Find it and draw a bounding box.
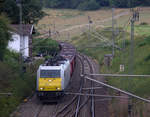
[0,39,60,117]
[0,14,60,116]
[71,24,150,97]
[33,38,60,58]
[0,15,11,61]
[42,0,150,10]
[0,50,42,117]
[70,23,150,116]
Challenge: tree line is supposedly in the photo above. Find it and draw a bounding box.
[0,0,45,61]
[0,0,44,24]
[43,0,150,10]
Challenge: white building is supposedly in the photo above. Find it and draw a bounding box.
[8,24,34,57]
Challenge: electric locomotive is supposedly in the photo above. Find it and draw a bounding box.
[36,56,71,101]
[36,42,76,102]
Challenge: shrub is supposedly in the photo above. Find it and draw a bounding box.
[0,50,38,117]
[144,54,150,62]
[33,38,59,57]
[0,15,11,61]
[77,0,100,11]
[138,42,146,47]
[140,22,148,26]
[124,40,130,46]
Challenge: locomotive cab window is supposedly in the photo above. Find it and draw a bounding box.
[40,70,60,78]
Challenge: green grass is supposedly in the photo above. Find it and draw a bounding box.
[70,24,150,98]
[127,25,150,37]
[58,10,84,19]
[108,35,150,96]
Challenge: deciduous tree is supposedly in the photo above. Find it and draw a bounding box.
[0,0,45,24]
[0,15,11,61]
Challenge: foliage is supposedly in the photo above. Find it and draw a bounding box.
[77,0,100,10]
[33,38,59,57]
[140,22,148,26]
[22,0,45,24]
[43,0,150,10]
[43,0,63,8]
[0,0,45,24]
[43,0,100,10]
[70,24,150,98]
[144,54,150,61]
[0,50,42,117]
[0,15,11,61]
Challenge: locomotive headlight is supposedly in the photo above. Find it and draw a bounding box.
[40,88,43,90]
[57,87,60,90]
[48,80,52,82]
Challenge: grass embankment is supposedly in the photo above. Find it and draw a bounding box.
[0,38,59,117]
[70,24,150,116]
[70,24,150,97]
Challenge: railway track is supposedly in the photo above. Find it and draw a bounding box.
[53,54,84,117]
[11,50,108,117]
[53,53,97,117]
[77,54,95,117]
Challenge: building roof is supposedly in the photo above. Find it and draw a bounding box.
[11,24,34,36]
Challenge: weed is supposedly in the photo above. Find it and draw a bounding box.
[138,42,146,47]
[144,54,150,61]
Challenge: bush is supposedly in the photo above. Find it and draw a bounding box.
[144,54,150,62]
[0,50,38,117]
[138,42,146,47]
[140,22,148,26]
[144,36,150,44]
[77,0,100,10]
[0,15,11,61]
[33,38,59,57]
[138,36,150,47]
[124,40,130,46]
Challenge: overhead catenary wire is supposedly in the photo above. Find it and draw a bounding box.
[84,76,150,103]
[86,74,150,77]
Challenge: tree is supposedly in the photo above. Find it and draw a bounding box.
[78,0,100,10]
[33,38,59,57]
[43,0,62,8]
[0,0,19,23]
[0,0,45,24]
[96,0,109,6]
[0,0,4,13]
[70,0,80,8]
[143,0,150,5]
[0,15,11,61]
[22,0,45,24]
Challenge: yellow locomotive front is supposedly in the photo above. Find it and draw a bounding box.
[38,69,62,91]
[36,66,63,101]
[36,58,71,102]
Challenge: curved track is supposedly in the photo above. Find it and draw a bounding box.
[11,44,109,117]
